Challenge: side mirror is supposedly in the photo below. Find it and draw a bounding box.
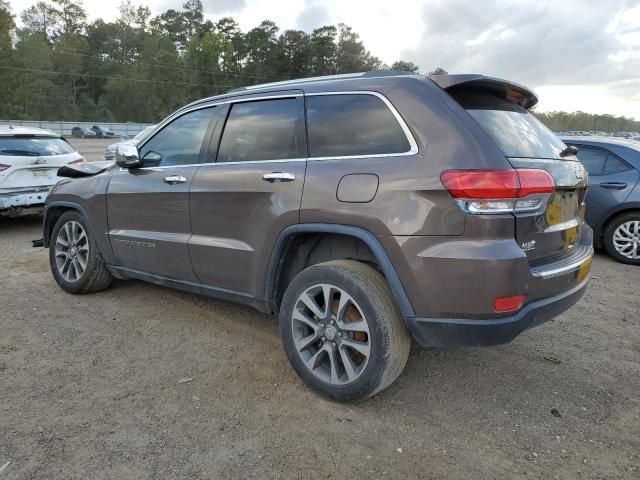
[115,143,142,169]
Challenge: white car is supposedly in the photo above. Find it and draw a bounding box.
[103,125,157,161]
[0,126,85,216]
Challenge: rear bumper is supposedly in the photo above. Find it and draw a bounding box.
[0,189,51,210]
[405,274,589,347]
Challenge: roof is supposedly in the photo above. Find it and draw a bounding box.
[227,70,417,93]
[0,125,59,137]
[183,71,538,113]
[560,136,640,152]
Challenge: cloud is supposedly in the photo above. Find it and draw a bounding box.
[201,0,247,14]
[402,0,640,91]
[296,1,332,32]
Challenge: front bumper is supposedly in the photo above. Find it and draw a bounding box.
[0,189,51,210]
[405,274,590,347]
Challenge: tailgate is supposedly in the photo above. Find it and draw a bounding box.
[2,166,63,190]
[508,157,588,262]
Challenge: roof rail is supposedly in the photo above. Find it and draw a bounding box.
[227,70,415,93]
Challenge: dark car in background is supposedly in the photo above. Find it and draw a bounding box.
[91,126,117,139]
[41,72,592,400]
[71,126,97,138]
[562,136,640,264]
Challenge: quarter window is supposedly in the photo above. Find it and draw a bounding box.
[306,94,411,158]
[603,153,630,175]
[574,146,630,176]
[139,107,216,167]
[217,98,300,163]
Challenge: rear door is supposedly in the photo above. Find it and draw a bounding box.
[106,106,219,281]
[456,91,589,262]
[566,144,639,228]
[188,92,306,296]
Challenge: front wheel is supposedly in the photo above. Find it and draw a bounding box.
[49,210,113,293]
[279,260,411,401]
[603,212,640,265]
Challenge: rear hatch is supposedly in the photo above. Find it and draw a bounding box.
[447,84,589,263]
[0,135,83,191]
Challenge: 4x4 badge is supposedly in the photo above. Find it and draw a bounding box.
[521,240,536,251]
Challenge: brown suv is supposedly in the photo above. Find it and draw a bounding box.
[42,72,593,401]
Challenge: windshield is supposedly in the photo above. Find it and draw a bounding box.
[453,91,566,159]
[133,125,155,142]
[0,136,76,157]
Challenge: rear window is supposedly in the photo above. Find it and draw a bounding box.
[306,94,411,158]
[453,91,566,159]
[0,136,76,157]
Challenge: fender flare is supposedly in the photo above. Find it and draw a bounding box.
[43,201,96,247]
[264,224,415,318]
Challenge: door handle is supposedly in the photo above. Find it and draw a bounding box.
[263,172,295,182]
[600,182,628,190]
[164,175,187,184]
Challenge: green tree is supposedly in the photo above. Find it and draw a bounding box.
[51,0,86,36]
[20,1,59,40]
[310,25,337,75]
[391,60,420,73]
[429,67,448,75]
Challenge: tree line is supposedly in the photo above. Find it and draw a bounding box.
[0,0,430,122]
[1,1,637,130]
[534,110,640,133]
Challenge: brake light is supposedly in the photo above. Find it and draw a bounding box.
[0,163,9,171]
[493,294,525,312]
[441,169,555,214]
[68,158,85,165]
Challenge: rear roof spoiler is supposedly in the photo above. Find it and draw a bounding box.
[428,74,538,109]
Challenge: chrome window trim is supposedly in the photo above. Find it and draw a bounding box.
[305,91,419,160]
[135,90,418,171]
[137,94,303,171]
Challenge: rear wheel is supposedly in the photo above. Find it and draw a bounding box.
[279,260,411,401]
[603,212,640,265]
[49,210,113,293]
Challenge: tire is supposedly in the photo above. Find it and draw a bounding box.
[603,212,640,265]
[279,260,411,401]
[49,210,113,294]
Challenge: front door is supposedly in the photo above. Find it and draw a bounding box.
[188,94,307,296]
[106,106,220,280]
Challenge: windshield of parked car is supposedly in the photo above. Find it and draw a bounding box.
[453,91,566,159]
[0,136,76,156]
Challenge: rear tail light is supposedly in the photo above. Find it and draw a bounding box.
[493,294,525,312]
[441,169,554,214]
[0,163,9,171]
[68,158,85,165]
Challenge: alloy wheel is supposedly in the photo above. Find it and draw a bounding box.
[291,284,371,385]
[613,220,640,259]
[54,220,90,282]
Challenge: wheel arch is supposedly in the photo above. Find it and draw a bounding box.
[43,202,95,248]
[265,224,415,318]
[597,202,640,246]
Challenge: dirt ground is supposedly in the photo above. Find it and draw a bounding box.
[1,212,639,477]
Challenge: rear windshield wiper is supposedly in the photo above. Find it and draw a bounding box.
[559,145,579,157]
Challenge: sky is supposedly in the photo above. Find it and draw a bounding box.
[9,0,640,119]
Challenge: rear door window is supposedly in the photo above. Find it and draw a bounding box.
[603,153,630,175]
[574,146,608,175]
[453,91,567,159]
[217,98,300,163]
[306,94,411,158]
[0,136,75,156]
